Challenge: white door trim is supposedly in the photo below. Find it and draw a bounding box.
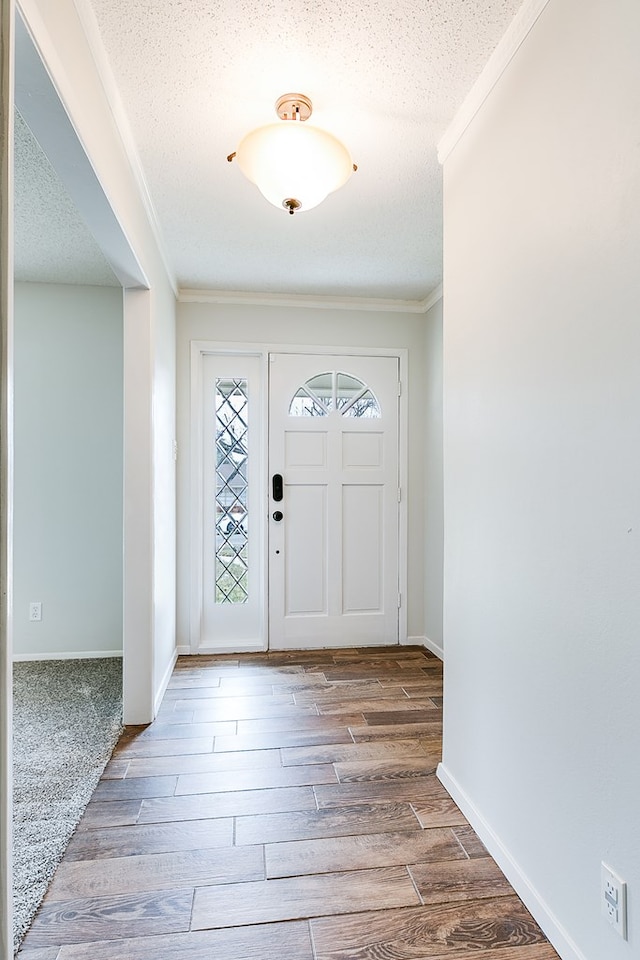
[188,341,408,650]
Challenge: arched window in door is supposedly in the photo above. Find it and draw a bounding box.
[288,371,381,418]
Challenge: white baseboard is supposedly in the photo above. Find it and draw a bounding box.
[13,650,123,662]
[154,647,179,715]
[436,763,586,960]
[178,639,442,658]
[404,635,444,661]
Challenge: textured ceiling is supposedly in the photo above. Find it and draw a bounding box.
[88,0,522,300]
[15,0,523,299]
[13,110,118,287]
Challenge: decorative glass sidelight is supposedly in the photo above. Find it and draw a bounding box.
[215,378,249,603]
[288,371,381,418]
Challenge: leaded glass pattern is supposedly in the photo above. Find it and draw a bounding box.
[288,371,381,418]
[215,378,249,603]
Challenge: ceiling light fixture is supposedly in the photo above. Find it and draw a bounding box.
[227,94,357,215]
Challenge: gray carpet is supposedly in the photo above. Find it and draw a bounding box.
[12,658,123,954]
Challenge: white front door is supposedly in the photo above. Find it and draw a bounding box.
[268,353,400,649]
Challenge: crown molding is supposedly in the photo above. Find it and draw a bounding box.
[71,0,177,295]
[422,283,443,313]
[179,288,441,314]
[438,0,552,164]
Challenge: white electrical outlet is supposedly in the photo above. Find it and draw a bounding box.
[602,862,627,939]
[29,601,42,622]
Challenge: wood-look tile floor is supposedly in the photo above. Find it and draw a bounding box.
[18,647,560,960]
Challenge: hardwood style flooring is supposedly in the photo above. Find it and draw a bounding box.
[17,647,560,960]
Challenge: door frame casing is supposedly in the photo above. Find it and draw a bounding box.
[188,340,409,651]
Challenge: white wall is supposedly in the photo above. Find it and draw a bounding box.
[2,1,177,948]
[18,0,178,720]
[13,282,123,657]
[176,300,428,649]
[0,1,13,953]
[152,280,178,701]
[423,296,443,656]
[440,1,640,958]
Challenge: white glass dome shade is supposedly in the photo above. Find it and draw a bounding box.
[236,120,354,214]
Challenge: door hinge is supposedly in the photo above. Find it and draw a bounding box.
[398,592,402,609]
[398,381,402,396]
[397,487,401,503]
